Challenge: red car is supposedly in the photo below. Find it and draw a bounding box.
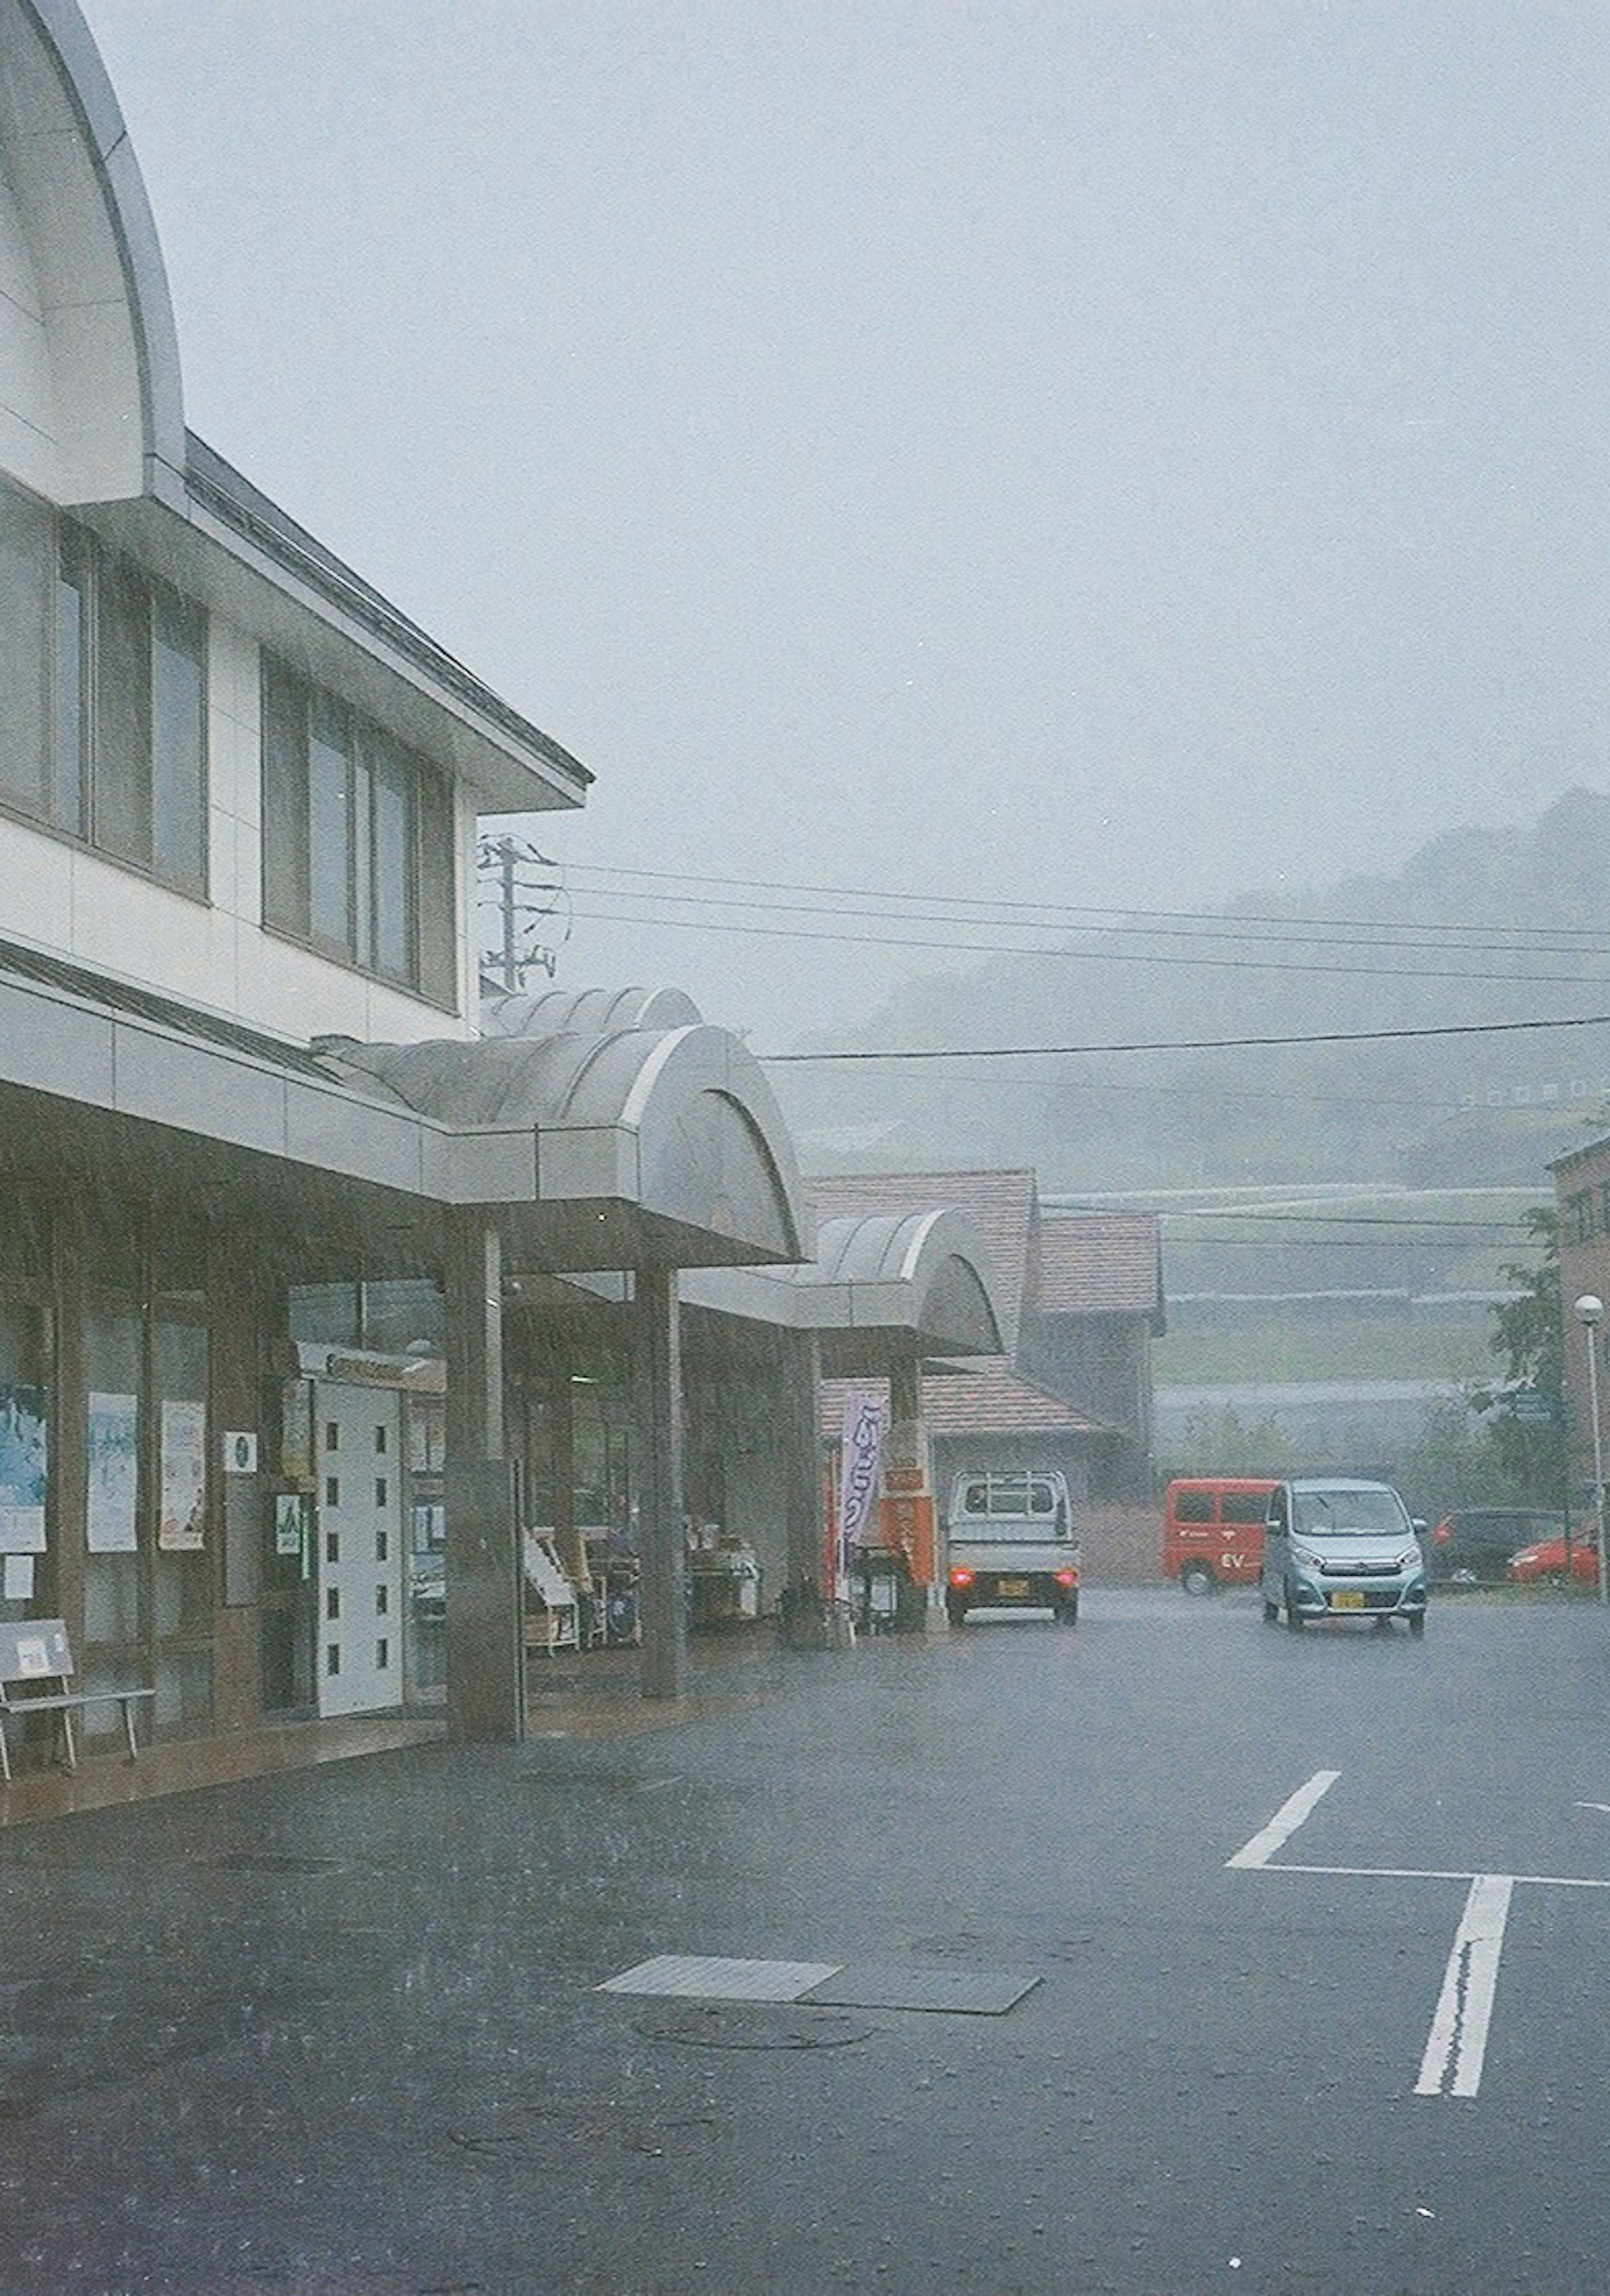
[1507,1533,1601,1586]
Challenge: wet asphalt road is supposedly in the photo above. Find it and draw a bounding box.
[4,1587,1610,2296]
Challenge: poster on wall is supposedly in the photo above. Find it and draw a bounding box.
[279,1378,314,1481]
[408,1395,446,1476]
[86,1392,140,1554]
[0,1383,47,1553]
[273,1492,311,1577]
[158,1398,207,1551]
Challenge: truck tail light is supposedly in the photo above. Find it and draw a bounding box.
[1055,1567,1077,1588]
[948,1567,974,1589]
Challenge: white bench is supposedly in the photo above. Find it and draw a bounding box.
[0,1619,155,1781]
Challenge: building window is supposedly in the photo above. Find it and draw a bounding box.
[0,476,54,830]
[262,655,456,1004]
[1569,1191,1596,1245]
[0,479,210,891]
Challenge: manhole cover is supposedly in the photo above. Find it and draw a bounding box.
[631,2003,875,2051]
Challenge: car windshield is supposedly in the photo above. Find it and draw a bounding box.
[1293,1489,1407,1536]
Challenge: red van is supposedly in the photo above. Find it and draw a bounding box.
[1163,1477,1277,1595]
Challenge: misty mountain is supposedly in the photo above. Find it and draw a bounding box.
[774,789,1610,1200]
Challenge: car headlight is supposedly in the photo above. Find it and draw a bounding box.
[1510,1548,1537,1570]
[1291,1544,1324,1574]
[1398,1547,1421,1572]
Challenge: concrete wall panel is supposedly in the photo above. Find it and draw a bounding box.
[0,974,114,1100]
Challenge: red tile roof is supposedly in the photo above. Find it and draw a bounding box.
[821,1360,1115,1439]
[1036,1213,1163,1317]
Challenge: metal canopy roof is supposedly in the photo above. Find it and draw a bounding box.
[482,985,702,1038]
[680,1209,1006,1370]
[0,955,809,1273]
[316,1023,810,1271]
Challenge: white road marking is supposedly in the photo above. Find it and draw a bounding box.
[1230,1779,1610,2102]
[1415,1874,1514,2099]
[1226,1769,1340,1868]
[1246,1862,1610,1890]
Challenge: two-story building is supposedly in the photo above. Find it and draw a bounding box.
[0,0,835,1749]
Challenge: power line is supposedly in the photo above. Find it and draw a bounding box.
[1148,1240,1525,1258]
[566,898,1610,989]
[760,1010,1610,1063]
[1162,1212,1532,1231]
[566,861,1610,950]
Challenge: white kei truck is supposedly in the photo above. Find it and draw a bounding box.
[942,1469,1079,1628]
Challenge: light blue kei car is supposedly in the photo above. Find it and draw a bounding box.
[1260,1476,1429,1637]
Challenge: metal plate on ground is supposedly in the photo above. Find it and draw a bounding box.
[599,1954,843,2001]
[800,1964,1041,2015]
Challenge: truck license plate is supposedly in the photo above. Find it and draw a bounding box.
[1331,1589,1366,1611]
[998,1577,1030,1597]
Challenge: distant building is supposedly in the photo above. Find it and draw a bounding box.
[810,1169,1163,1501]
[1553,1133,1610,1504]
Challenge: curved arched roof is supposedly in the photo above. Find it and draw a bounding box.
[682,1208,1007,1369]
[322,1023,810,1271]
[481,984,703,1038]
[1,0,184,503]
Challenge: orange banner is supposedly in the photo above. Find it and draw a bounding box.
[878,1493,936,1586]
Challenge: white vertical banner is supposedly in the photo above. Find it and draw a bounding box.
[837,1388,886,1587]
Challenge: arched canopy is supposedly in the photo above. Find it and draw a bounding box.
[482,984,703,1038]
[681,1208,1006,1369]
[0,0,184,504]
[323,1023,810,1271]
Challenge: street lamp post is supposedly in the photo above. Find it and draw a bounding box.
[1575,1294,1608,1606]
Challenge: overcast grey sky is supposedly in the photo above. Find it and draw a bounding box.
[80,1,1610,1046]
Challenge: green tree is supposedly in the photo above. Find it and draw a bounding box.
[1397,1399,1524,1523]
[1472,1205,1566,1501]
[1162,1407,1294,1481]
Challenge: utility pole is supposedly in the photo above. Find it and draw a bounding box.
[476,833,571,992]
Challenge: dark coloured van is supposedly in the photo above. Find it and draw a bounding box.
[1427,1507,1568,1587]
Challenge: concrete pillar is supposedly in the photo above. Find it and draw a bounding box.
[444,1212,525,1742]
[633,1267,687,1700]
[551,1373,590,1598]
[777,1332,830,1645]
[884,1354,939,1630]
[890,1358,922,1429]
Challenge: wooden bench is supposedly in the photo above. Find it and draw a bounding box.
[0,1620,155,1782]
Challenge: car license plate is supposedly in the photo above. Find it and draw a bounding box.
[998,1577,1030,1597]
[1330,1589,1366,1611]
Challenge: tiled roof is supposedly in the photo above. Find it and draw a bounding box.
[807,1169,1038,1354]
[807,1173,1164,1341]
[821,1360,1115,1440]
[1036,1213,1163,1318]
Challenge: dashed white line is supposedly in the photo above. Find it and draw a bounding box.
[1414,1874,1514,2099]
[1226,1769,1340,1868]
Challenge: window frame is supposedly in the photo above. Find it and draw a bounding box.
[47,508,209,895]
[260,652,459,1009]
[0,481,209,897]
